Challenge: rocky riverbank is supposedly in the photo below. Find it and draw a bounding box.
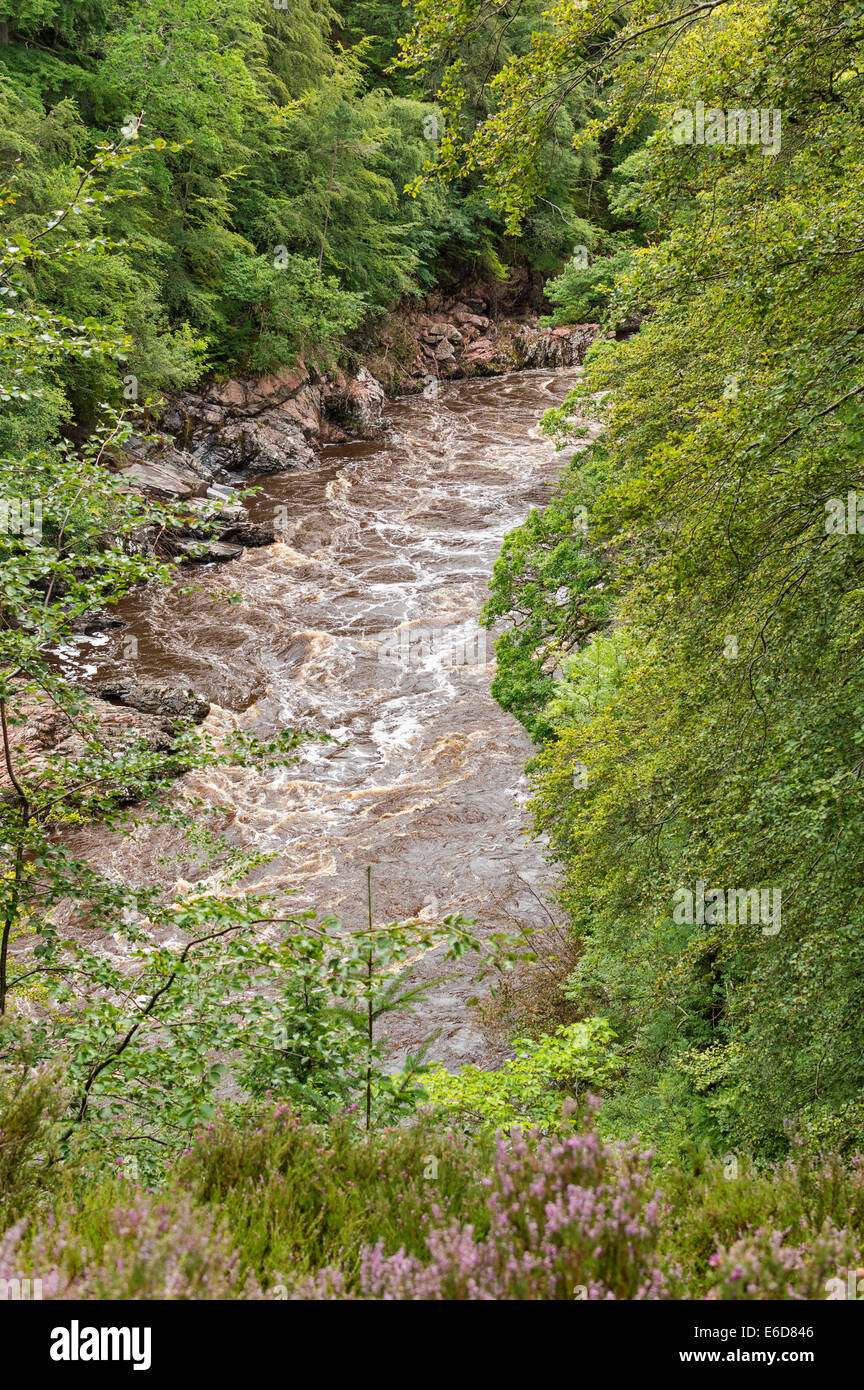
[31,299,599,771]
[0,680,212,808]
[113,287,601,520]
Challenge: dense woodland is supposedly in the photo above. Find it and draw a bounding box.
[3,0,864,1306]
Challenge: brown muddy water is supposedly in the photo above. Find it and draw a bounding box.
[57,366,586,1067]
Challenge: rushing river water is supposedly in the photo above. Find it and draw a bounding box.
[59,366,584,1067]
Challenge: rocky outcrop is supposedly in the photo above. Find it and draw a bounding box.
[0,682,212,805]
[113,362,391,502]
[323,366,387,438]
[514,322,602,369]
[0,695,174,803]
[110,280,602,514]
[214,520,274,548]
[69,612,125,636]
[406,313,600,381]
[135,370,321,483]
[119,457,200,498]
[165,496,275,558]
[98,680,210,723]
[173,538,244,564]
[359,282,602,393]
[459,334,499,370]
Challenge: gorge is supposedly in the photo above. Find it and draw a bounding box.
[55,357,597,1070]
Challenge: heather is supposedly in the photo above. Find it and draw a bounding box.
[303,1123,669,1300]
[3,1091,864,1300]
[0,1196,262,1301]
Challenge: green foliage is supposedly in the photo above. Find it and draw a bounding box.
[399,0,642,237]
[173,1104,492,1286]
[421,1018,617,1133]
[20,887,485,1176]
[0,1023,68,1227]
[655,1137,864,1299]
[336,0,417,91]
[542,248,635,325]
[2,0,595,394]
[544,629,628,731]
[482,444,613,741]
[216,252,364,372]
[426,0,864,1162]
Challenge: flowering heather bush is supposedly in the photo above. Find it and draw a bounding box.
[705,1222,863,1301]
[302,1120,669,1299]
[174,1103,490,1286]
[659,1141,864,1297]
[5,1097,864,1301]
[0,1194,261,1300]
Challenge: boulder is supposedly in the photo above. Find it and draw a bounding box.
[459,336,499,369]
[515,322,602,368]
[118,460,201,499]
[453,309,490,331]
[68,612,125,636]
[324,367,387,438]
[217,521,275,547]
[175,538,244,564]
[158,497,272,551]
[98,680,210,723]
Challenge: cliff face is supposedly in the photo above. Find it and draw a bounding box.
[357,290,599,396]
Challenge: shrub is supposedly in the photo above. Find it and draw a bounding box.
[421,1019,617,1134]
[0,1193,260,1299]
[174,1105,490,1289]
[542,249,635,326]
[302,1114,668,1299]
[659,1143,864,1296]
[705,1223,862,1301]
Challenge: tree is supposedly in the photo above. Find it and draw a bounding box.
[418,0,864,1157]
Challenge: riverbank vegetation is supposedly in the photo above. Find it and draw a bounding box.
[475,0,864,1167]
[5,1088,864,1300]
[3,0,864,1301]
[0,0,622,455]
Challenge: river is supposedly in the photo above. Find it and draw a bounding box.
[58,365,583,1068]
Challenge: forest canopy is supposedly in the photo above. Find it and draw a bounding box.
[401,0,864,1157]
